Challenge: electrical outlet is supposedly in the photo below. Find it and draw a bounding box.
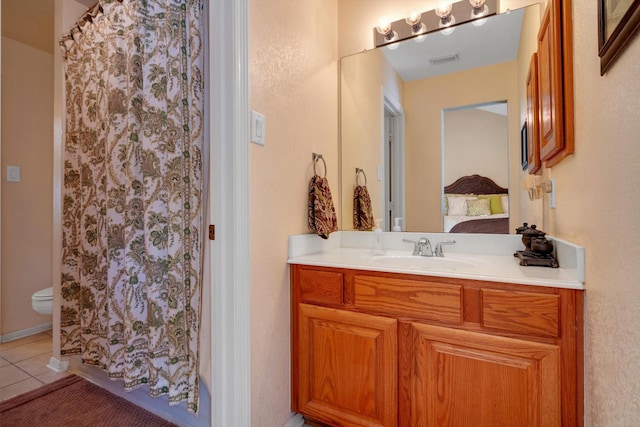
[7,166,20,182]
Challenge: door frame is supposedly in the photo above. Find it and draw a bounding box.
[209,0,251,425]
[382,87,406,231]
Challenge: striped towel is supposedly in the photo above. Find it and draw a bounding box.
[308,175,338,239]
[353,185,373,231]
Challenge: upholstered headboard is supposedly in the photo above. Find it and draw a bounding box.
[444,175,508,195]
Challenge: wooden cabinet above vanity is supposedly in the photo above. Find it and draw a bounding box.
[528,0,575,171]
[290,264,584,427]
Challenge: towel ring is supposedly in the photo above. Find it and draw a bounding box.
[313,153,327,177]
[355,168,367,186]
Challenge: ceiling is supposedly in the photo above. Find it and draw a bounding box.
[381,7,525,82]
[1,0,95,53]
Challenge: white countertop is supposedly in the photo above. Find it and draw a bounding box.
[288,231,585,290]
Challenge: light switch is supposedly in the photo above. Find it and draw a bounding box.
[7,166,21,182]
[251,111,265,145]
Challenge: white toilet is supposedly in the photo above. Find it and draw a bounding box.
[32,287,53,315]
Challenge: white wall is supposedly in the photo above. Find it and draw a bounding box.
[1,36,53,337]
[443,107,509,188]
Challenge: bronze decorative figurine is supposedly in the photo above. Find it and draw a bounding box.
[514,223,559,268]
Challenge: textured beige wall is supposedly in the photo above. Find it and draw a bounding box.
[548,2,640,424]
[1,37,53,334]
[516,3,544,229]
[249,0,338,425]
[340,48,403,229]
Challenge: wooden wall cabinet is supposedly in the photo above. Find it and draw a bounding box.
[291,265,583,427]
[536,0,574,168]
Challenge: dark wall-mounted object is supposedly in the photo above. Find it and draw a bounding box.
[598,0,640,75]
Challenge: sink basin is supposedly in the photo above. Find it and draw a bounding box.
[371,254,478,271]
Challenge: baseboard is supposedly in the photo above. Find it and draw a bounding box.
[0,323,52,343]
[283,413,305,427]
[47,356,70,373]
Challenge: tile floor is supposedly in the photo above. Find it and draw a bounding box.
[0,331,71,402]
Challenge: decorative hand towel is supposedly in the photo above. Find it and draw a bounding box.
[308,174,339,239]
[353,185,373,231]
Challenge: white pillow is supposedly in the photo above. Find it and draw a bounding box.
[501,195,509,215]
[447,196,470,216]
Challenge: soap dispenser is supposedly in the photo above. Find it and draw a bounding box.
[371,218,386,255]
[393,218,402,232]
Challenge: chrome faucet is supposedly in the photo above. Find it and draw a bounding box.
[403,237,434,257]
[434,240,456,257]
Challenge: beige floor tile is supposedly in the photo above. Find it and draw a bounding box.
[0,332,51,350]
[0,357,10,368]
[15,353,52,376]
[0,337,52,363]
[36,369,72,384]
[0,364,31,388]
[0,378,44,402]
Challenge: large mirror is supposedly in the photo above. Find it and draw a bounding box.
[340,4,542,233]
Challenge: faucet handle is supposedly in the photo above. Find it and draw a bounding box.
[402,238,421,255]
[434,240,456,257]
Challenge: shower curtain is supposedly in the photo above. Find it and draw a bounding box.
[59,0,205,413]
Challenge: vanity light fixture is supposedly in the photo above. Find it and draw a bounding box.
[372,0,498,48]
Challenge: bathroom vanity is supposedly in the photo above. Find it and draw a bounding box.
[289,232,584,427]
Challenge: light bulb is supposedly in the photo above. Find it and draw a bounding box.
[376,17,392,36]
[405,10,421,27]
[469,0,486,7]
[435,3,453,18]
[435,2,455,29]
[376,16,398,42]
[438,13,456,35]
[405,10,427,35]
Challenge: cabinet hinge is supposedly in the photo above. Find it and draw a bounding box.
[208,224,215,240]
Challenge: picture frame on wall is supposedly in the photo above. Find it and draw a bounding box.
[521,122,528,171]
[598,0,640,74]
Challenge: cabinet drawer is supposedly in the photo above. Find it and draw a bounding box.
[481,288,559,338]
[353,275,462,323]
[298,268,343,305]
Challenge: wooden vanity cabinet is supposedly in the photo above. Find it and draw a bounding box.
[536,0,574,167]
[291,265,583,427]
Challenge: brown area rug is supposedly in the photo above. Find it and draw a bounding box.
[0,375,178,426]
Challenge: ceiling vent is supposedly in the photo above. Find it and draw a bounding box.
[429,53,460,66]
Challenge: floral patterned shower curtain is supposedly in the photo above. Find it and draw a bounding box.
[59,0,205,413]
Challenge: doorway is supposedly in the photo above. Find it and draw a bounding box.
[382,91,405,232]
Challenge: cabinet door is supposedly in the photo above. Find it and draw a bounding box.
[407,323,560,427]
[537,0,565,162]
[298,303,398,427]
